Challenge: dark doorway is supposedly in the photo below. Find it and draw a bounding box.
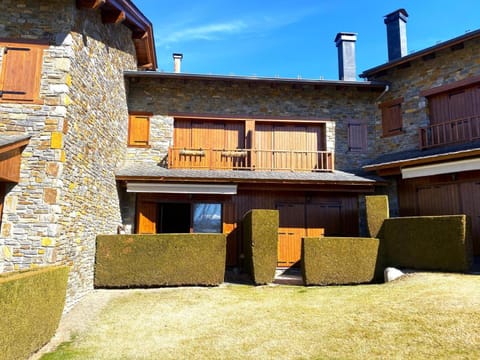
[158,203,191,233]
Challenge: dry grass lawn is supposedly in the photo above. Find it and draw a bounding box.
[41,272,480,359]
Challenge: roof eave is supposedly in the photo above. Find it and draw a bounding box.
[124,71,388,89]
[360,29,480,79]
[76,0,157,70]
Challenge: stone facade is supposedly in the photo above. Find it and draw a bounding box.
[0,0,137,308]
[368,37,480,156]
[126,77,382,172]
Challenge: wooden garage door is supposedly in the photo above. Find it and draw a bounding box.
[277,203,306,267]
[416,182,480,255]
[277,203,327,267]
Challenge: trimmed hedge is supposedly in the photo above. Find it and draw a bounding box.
[302,237,379,285]
[95,234,226,287]
[0,266,70,360]
[382,215,473,272]
[242,209,279,284]
[365,195,389,238]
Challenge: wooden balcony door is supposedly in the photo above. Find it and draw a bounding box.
[255,123,324,171]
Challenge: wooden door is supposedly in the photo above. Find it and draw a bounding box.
[137,201,157,234]
[416,184,461,215]
[277,203,306,267]
[460,182,480,255]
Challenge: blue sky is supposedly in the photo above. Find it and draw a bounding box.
[134,1,480,80]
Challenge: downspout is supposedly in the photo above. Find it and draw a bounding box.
[375,84,390,103]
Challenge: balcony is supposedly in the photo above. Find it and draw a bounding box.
[168,147,334,172]
[419,116,480,149]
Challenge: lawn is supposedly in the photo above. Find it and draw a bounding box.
[41,273,480,359]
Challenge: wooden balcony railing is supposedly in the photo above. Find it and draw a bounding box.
[168,147,334,172]
[419,116,480,149]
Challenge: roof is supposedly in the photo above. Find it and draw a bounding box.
[77,0,157,70]
[364,140,480,173]
[0,134,31,151]
[360,28,480,78]
[116,161,378,186]
[124,71,388,90]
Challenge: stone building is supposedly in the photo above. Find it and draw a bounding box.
[0,0,155,307]
[0,3,479,308]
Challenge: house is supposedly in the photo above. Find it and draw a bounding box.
[0,2,478,308]
[361,9,480,257]
[0,0,156,307]
[118,70,383,267]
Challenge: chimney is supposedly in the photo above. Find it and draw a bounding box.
[335,32,357,81]
[173,53,183,73]
[384,9,408,61]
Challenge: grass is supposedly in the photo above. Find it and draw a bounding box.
[41,273,480,359]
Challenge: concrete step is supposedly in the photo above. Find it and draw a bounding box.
[274,268,303,285]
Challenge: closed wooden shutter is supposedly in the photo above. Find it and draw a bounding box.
[348,121,367,152]
[137,201,157,234]
[0,44,44,102]
[128,114,150,146]
[380,98,403,136]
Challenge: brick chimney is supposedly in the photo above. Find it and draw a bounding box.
[335,32,357,81]
[173,53,183,73]
[384,9,408,61]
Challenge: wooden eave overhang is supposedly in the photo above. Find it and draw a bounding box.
[0,135,30,183]
[363,148,480,176]
[360,29,480,79]
[116,175,377,193]
[124,71,388,91]
[76,0,157,70]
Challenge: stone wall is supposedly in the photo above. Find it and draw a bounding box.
[0,0,76,276]
[0,0,137,308]
[367,37,480,155]
[60,8,136,305]
[126,77,382,172]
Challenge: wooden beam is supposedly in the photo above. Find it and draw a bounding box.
[102,9,126,24]
[76,0,106,9]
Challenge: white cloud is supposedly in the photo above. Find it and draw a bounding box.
[154,5,322,48]
[156,20,247,45]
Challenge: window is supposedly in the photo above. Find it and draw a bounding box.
[193,203,222,233]
[128,113,151,147]
[347,120,367,152]
[137,201,223,234]
[0,41,46,103]
[379,98,403,137]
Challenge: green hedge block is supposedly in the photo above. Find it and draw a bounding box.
[0,266,70,360]
[365,195,389,238]
[382,215,473,272]
[242,209,279,285]
[95,234,226,287]
[302,237,379,285]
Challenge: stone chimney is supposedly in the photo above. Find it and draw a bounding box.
[384,9,408,61]
[173,53,183,73]
[335,32,357,81]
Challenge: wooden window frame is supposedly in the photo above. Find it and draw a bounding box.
[128,112,152,148]
[379,98,404,137]
[0,40,47,104]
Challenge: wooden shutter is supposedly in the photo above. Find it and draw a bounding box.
[128,114,150,146]
[348,121,367,152]
[0,44,44,102]
[137,201,157,234]
[380,98,403,136]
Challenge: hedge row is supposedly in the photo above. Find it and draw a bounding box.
[302,237,379,285]
[382,215,473,272]
[0,266,70,360]
[95,234,226,287]
[242,209,279,284]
